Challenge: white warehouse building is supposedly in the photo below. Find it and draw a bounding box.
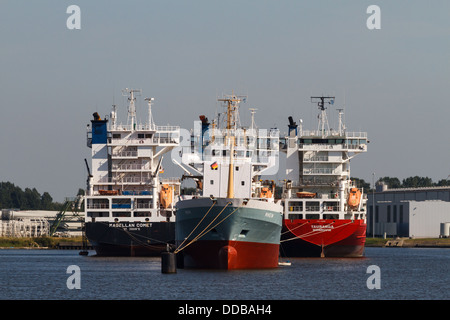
[367,185,450,238]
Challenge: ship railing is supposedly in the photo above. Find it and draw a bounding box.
[305,205,320,212]
[96,176,153,184]
[109,137,180,145]
[288,206,302,212]
[118,177,152,183]
[110,124,180,132]
[112,164,151,171]
[300,130,367,138]
[345,132,368,138]
[152,137,179,144]
[323,205,340,211]
[287,204,339,212]
[112,151,138,157]
[86,203,109,209]
[304,155,329,162]
[155,125,180,132]
[160,178,181,184]
[303,168,334,175]
[344,143,367,150]
[135,203,151,209]
[299,143,367,151]
[284,178,341,187]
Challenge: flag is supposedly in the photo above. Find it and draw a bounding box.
[210,162,218,170]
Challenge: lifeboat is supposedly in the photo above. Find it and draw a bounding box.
[296,192,316,198]
[347,187,361,209]
[159,184,173,209]
[99,190,119,195]
[260,187,273,198]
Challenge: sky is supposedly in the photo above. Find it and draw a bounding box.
[0,0,449,202]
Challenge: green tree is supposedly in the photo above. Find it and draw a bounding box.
[402,176,433,188]
[0,181,64,210]
[24,188,41,210]
[436,179,450,186]
[40,192,53,210]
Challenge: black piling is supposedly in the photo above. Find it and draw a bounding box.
[161,252,177,274]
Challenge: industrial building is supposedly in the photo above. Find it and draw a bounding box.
[1,198,84,238]
[367,184,450,238]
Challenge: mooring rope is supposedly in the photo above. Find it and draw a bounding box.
[173,200,217,253]
[175,201,242,254]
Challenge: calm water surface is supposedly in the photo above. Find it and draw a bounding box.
[0,247,448,300]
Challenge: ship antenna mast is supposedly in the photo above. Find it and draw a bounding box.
[145,97,155,130]
[249,108,258,131]
[217,93,246,199]
[122,88,142,131]
[311,96,335,137]
[337,108,345,135]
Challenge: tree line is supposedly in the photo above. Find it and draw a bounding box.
[0,181,64,211]
[352,176,450,191]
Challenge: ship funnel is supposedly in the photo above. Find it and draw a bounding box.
[288,116,296,127]
[288,116,298,136]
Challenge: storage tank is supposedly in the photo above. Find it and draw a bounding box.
[440,222,450,238]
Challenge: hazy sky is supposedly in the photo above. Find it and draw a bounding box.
[1,1,449,202]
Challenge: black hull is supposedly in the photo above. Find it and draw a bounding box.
[85,221,175,257]
[280,237,365,258]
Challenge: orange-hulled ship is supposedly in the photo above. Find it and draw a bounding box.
[280,96,368,257]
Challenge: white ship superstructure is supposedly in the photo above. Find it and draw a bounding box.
[84,88,181,256]
[175,94,280,200]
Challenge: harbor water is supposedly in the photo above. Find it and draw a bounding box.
[0,247,448,301]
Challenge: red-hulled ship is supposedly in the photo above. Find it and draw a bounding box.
[280,96,368,257]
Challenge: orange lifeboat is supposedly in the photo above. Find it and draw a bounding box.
[296,192,316,198]
[347,187,361,209]
[260,187,273,198]
[99,189,119,195]
[159,184,173,209]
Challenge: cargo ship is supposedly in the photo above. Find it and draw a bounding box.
[280,96,368,257]
[84,88,181,256]
[174,94,283,269]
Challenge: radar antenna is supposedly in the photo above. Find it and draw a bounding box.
[311,96,335,137]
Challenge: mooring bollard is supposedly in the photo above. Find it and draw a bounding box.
[161,252,177,274]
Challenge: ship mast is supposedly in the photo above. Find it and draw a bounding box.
[145,97,155,130]
[311,96,335,137]
[217,94,246,199]
[123,88,142,131]
[249,108,258,131]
